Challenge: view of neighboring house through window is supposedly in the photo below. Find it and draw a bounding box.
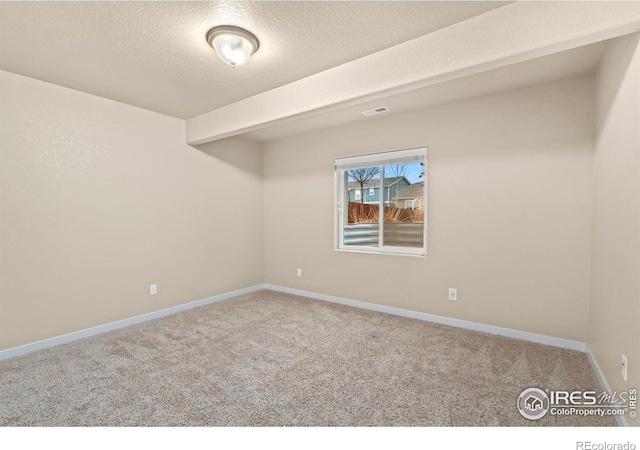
[335,147,427,255]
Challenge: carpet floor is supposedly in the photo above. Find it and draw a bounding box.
[0,290,616,426]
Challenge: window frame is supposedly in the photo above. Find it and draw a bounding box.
[335,147,427,257]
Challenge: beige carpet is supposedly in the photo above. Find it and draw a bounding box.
[0,290,616,426]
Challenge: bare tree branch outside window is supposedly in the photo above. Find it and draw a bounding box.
[385,164,407,178]
[348,168,380,204]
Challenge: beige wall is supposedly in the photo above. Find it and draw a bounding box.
[1,36,637,412]
[0,70,264,350]
[264,74,596,342]
[590,33,640,402]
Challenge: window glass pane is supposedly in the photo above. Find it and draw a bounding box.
[344,166,380,247]
[383,162,424,248]
[336,147,426,254]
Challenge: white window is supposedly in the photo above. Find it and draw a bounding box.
[336,147,427,256]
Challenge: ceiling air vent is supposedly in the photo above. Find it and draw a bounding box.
[361,106,390,116]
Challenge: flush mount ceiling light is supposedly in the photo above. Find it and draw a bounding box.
[206,25,259,68]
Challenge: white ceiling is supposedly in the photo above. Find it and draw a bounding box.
[245,40,608,141]
[0,1,508,119]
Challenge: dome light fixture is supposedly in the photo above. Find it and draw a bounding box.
[206,25,259,68]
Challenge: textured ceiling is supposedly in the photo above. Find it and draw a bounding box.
[0,1,508,119]
[246,41,607,141]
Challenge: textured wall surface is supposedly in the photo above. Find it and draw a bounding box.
[0,71,264,350]
[590,32,640,410]
[264,75,596,342]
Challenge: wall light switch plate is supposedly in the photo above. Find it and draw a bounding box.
[448,288,457,301]
[150,284,158,296]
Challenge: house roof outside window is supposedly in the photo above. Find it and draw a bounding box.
[347,176,407,190]
[393,181,425,200]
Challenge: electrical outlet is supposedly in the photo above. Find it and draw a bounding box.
[296,268,302,278]
[448,288,457,301]
[150,284,158,296]
[622,355,628,382]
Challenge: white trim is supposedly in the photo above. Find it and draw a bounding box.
[0,284,265,361]
[585,345,629,427]
[264,284,586,352]
[0,282,588,357]
[336,147,427,256]
[336,244,425,257]
[423,155,428,255]
[335,147,427,171]
[335,248,425,258]
[2,283,625,427]
[378,166,384,246]
[335,171,342,251]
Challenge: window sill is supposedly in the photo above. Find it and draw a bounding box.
[335,247,426,257]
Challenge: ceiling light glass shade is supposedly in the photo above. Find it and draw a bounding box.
[206,26,259,68]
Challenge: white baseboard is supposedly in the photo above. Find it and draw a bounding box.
[264,284,587,352]
[267,285,634,426]
[3,282,624,426]
[0,284,265,361]
[2,283,586,361]
[586,345,629,427]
